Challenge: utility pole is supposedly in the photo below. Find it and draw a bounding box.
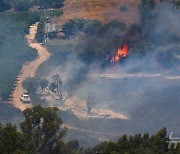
[45,17,49,42]
[44,9,50,42]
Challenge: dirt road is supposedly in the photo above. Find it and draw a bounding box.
[12,23,50,111]
[63,124,118,137]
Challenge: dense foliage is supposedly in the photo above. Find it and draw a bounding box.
[0,0,64,12]
[0,105,78,154]
[61,18,126,40]
[22,77,39,94]
[91,128,178,154]
[0,123,28,153]
[0,105,179,154]
[62,18,91,38]
[21,105,67,153]
[0,12,38,99]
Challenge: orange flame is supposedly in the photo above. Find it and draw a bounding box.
[111,44,128,63]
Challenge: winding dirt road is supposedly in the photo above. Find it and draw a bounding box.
[63,124,118,137]
[12,23,50,111]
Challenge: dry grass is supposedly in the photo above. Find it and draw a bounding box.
[54,0,140,28]
[84,0,118,8]
[45,95,128,120]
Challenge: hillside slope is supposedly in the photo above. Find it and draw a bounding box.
[55,0,140,27]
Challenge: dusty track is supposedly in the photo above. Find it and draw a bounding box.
[63,124,118,136]
[12,23,50,111]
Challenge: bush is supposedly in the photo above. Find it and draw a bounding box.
[62,18,88,38]
[106,19,126,31]
[12,0,32,11]
[36,22,45,43]
[82,20,102,35]
[37,0,64,9]
[22,77,39,93]
[119,5,128,12]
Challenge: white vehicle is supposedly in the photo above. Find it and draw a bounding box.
[20,94,30,103]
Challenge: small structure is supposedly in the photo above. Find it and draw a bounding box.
[44,23,57,41]
[44,23,57,33]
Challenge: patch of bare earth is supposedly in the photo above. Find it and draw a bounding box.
[54,0,140,28]
[44,94,128,120]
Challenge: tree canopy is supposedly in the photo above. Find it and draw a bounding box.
[21,105,67,153]
[0,0,65,12]
[0,118,179,154]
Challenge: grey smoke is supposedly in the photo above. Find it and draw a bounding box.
[37,3,180,146]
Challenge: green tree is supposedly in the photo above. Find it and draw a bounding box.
[67,140,80,151]
[118,135,133,153]
[82,20,102,35]
[0,123,27,153]
[89,128,180,154]
[12,0,32,11]
[36,22,45,43]
[62,18,88,38]
[37,0,64,9]
[39,78,49,92]
[22,77,39,93]
[149,127,168,153]
[94,141,118,154]
[20,105,67,153]
[106,19,126,31]
[49,74,63,102]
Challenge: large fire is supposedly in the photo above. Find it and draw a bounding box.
[111,44,128,63]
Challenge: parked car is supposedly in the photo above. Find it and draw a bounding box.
[20,94,30,103]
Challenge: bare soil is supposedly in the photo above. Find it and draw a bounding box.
[54,0,140,28]
[44,94,128,120]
